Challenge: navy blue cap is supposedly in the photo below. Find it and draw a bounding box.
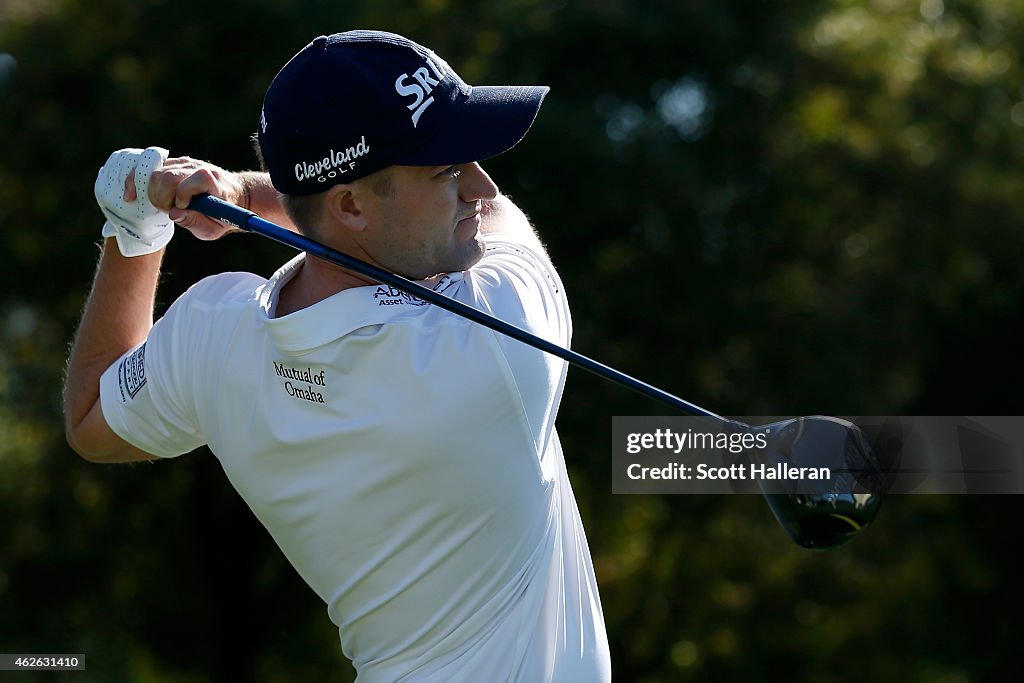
[257,31,549,195]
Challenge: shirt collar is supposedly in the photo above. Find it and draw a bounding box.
[257,254,465,354]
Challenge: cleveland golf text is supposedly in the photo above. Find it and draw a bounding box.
[294,136,371,183]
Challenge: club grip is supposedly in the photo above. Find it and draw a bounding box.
[187,193,257,230]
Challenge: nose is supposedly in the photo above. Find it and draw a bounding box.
[459,162,499,202]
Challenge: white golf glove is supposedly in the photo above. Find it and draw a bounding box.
[95,146,173,257]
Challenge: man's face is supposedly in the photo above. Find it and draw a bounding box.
[357,162,499,280]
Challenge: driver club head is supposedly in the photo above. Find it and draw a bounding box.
[754,416,885,549]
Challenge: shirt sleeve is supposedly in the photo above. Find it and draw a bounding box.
[461,232,572,458]
[99,285,209,459]
[468,233,571,347]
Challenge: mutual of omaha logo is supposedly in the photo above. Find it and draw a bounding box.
[118,343,147,401]
[273,362,328,404]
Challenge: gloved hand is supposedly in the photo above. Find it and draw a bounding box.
[95,146,174,257]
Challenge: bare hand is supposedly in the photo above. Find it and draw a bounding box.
[125,156,248,241]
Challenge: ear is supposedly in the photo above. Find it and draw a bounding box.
[323,183,369,233]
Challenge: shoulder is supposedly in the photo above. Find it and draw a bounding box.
[477,233,558,277]
[459,232,570,346]
[471,195,559,289]
[180,271,267,304]
[469,233,565,303]
[163,271,267,321]
[153,271,267,340]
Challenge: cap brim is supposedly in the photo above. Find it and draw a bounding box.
[397,85,548,166]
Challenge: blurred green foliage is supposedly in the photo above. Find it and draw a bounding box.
[2,0,1022,681]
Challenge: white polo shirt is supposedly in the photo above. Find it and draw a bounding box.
[100,232,611,682]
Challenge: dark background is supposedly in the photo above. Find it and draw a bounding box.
[2,0,1022,681]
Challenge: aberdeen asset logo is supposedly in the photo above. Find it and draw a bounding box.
[371,276,455,306]
[394,52,448,128]
[372,285,429,307]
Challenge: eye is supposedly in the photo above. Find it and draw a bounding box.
[438,165,462,179]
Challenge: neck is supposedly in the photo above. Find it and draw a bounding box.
[274,254,378,317]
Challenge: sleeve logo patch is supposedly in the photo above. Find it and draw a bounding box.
[118,343,147,401]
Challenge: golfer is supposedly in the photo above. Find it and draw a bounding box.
[64,30,611,682]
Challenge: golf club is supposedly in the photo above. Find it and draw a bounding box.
[188,193,883,549]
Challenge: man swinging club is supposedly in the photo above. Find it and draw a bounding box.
[64,30,612,682]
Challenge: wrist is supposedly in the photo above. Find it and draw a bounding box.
[237,172,272,212]
[100,234,166,261]
[238,171,296,230]
[100,218,174,257]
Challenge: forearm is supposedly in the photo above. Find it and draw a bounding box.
[237,171,297,232]
[63,239,163,437]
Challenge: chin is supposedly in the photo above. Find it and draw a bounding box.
[459,237,486,271]
[415,237,485,278]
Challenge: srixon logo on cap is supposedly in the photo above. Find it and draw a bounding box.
[394,53,447,128]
